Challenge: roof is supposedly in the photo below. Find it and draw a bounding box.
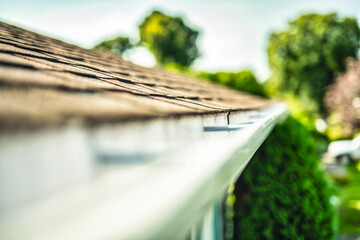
[0,21,271,130]
[0,21,286,240]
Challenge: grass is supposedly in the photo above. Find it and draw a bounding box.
[336,163,360,234]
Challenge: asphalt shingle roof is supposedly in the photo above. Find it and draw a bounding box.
[0,21,272,129]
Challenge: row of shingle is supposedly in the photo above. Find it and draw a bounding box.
[0,21,271,129]
[0,39,267,107]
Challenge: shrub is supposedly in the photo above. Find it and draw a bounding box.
[234,117,335,240]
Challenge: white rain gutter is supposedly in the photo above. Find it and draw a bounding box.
[0,103,287,240]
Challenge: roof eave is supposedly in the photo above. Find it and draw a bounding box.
[0,103,287,239]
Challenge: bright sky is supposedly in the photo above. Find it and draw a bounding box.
[1,0,359,81]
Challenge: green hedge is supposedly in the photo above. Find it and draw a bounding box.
[234,117,335,240]
[197,71,267,97]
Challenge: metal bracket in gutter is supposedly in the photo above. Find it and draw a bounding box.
[203,122,254,132]
[0,103,287,240]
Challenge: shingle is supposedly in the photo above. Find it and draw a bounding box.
[0,21,272,129]
[0,66,121,91]
[0,88,158,129]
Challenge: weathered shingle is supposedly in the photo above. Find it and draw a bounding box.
[0,21,272,129]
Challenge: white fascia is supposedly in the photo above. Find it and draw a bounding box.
[0,103,287,240]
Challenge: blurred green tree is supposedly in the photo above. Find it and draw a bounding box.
[94,36,134,53]
[138,10,200,67]
[198,70,267,97]
[267,13,359,114]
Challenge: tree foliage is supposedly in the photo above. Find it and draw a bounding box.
[267,13,360,114]
[234,116,335,240]
[325,59,360,137]
[94,36,134,53]
[139,10,200,67]
[198,70,267,97]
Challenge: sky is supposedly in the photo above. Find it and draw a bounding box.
[1,0,359,81]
